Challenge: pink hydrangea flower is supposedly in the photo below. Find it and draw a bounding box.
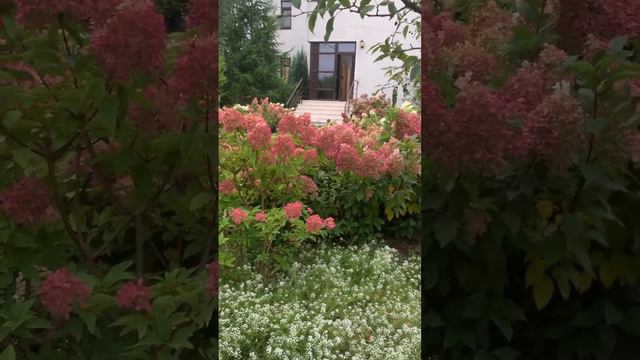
[230,208,248,224]
[306,214,326,233]
[0,176,58,227]
[394,111,421,139]
[306,207,313,214]
[255,211,267,222]
[324,217,336,230]
[117,279,152,312]
[299,175,318,195]
[219,108,244,132]
[248,121,272,150]
[186,0,217,34]
[37,268,91,320]
[90,0,166,85]
[168,35,217,103]
[272,134,296,159]
[219,179,237,194]
[303,149,318,163]
[283,201,303,220]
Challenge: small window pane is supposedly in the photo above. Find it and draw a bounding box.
[280,11,291,29]
[318,54,334,71]
[318,73,335,88]
[317,90,334,99]
[338,43,356,53]
[319,43,336,53]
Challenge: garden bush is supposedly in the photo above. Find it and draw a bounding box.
[219,242,421,360]
[218,98,421,279]
[423,1,640,359]
[0,0,217,358]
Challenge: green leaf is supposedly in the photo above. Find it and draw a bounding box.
[102,261,134,288]
[339,0,351,6]
[309,11,318,33]
[493,347,520,360]
[0,345,15,360]
[190,192,211,211]
[324,17,334,42]
[498,299,526,321]
[604,301,623,325]
[434,215,459,247]
[525,260,546,287]
[2,15,16,40]
[77,310,98,336]
[609,35,628,54]
[424,312,445,327]
[584,117,608,135]
[291,0,301,8]
[95,96,119,138]
[533,274,554,310]
[388,1,397,15]
[491,315,514,341]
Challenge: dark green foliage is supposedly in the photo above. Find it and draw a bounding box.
[289,48,309,99]
[219,0,292,106]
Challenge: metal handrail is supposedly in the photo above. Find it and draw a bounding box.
[344,79,359,117]
[286,78,304,109]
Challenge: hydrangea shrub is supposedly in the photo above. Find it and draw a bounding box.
[0,0,217,358]
[219,98,421,279]
[424,1,640,358]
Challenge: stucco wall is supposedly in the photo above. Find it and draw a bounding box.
[273,0,420,104]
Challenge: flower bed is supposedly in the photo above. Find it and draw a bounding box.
[219,98,421,279]
[220,243,421,360]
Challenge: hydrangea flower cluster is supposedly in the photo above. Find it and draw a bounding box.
[230,208,248,225]
[90,0,166,84]
[424,3,594,176]
[15,0,119,29]
[220,98,418,181]
[37,268,91,320]
[186,0,217,34]
[0,176,58,227]
[117,279,152,312]
[168,35,217,103]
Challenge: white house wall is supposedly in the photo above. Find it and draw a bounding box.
[273,0,420,104]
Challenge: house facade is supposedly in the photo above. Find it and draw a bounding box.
[274,0,419,105]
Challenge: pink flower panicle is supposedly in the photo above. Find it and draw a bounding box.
[219,179,237,194]
[306,214,326,233]
[168,35,217,103]
[186,0,217,34]
[271,134,296,160]
[230,208,248,224]
[117,279,152,312]
[255,211,267,222]
[38,268,91,320]
[283,201,303,220]
[128,85,183,134]
[0,176,58,227]
[247,121,272,150]
[324,217,336,230]
[394,110,421,139]
[219,108,244,132]
[90,0,165,85]
[299,175,318,196]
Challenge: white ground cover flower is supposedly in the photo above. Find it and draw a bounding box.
[220,243,421,360]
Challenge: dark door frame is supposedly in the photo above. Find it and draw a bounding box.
[309,41,356,100]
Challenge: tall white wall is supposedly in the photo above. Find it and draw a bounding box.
[273,0,419,104]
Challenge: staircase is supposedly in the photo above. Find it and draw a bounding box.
[294,100,346,126]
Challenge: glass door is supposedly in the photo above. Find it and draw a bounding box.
[309,42,356,100]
